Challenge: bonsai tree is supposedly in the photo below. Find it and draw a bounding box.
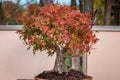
[17,4,98,74]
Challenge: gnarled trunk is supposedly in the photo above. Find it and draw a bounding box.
[53,49,67,73]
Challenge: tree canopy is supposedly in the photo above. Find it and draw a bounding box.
[17,4,98,55]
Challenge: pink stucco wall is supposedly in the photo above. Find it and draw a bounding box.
[0,31,120,80]
[0,31,55,80]
[88,32,120,80]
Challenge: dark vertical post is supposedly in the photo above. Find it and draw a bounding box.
[39,0,53,6]
[114,0,119,25]
[0,0,5,24]
[82,0,94,75]
[79,0,83,12]
[104,0,112,25]
[71,0,77,10]
[83,0,94,14]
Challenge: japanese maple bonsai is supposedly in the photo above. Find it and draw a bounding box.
[17,4,98,80]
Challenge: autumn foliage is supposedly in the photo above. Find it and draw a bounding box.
[17,4,98,55]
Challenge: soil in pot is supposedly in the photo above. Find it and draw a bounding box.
[35,69,92,80]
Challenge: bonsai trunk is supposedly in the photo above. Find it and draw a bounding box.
[53,49,67,73]
[71,49,80,71]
